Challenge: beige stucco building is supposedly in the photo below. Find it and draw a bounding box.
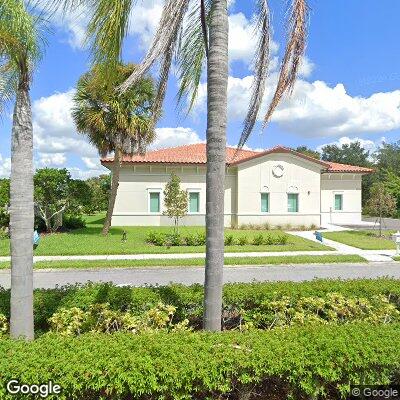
[101,144,373,228]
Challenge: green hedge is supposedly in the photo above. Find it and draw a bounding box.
[0,323,399,399]
[1,279,400,333]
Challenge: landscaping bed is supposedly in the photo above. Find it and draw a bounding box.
[0,278,398,333]
[0,323,399,399]
[0,225,332,256]
[0,255,367,270]
[323,230,396,250]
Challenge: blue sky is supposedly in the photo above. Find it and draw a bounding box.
[1,0,400,178]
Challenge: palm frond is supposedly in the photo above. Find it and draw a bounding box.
[86,0,133,66]
[237,0,271,150]
[118,0,189,93]
[176,0,210,113]
[262,0,309,126]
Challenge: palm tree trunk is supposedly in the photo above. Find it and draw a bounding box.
[203,0,229,331]
[10,82,34,340]
[102,149,121,235]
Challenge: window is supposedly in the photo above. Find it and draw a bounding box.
[189,192,200,213]
[334,194,343,211]
[288,193,299,213]
[261,193,269,212]
[149,192,160,213]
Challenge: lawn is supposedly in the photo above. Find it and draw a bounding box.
[323,230,396,250]
[0,254,366,270]
[0,213,332,256]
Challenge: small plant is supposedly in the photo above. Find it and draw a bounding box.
[277,234,289,245]
[166,232,182,246]
[262,222,270,230]
[224,234,235,246]
[184,233,197,246]
[195,232,206,246]
[237,236,248,246]
[146,231,167,246]
[264,234,274,245]
[252,233,264,246]
[310,223,318,230]
[0,314,8,335]
[284,223,292,231]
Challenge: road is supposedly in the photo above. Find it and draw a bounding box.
[0,263,399,289]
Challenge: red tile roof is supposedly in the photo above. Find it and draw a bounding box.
[101,143,374,174]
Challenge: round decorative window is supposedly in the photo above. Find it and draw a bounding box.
[272,164,284,178]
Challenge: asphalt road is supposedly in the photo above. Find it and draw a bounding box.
[0,263,399,289]
[361,217,400,230]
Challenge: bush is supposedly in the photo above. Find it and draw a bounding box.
[237,236,248,246]
[224,234,235,246]
[166,232,182,247]
[0,324,399,399]
[252,233,264,245]
[63,214,86,230]
[49,302,190,336]
[0,279,399,334]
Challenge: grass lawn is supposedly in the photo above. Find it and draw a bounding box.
[323,230,396,250]
[0,254,366,270]
[393,256,400,261]
[0,213,332,256]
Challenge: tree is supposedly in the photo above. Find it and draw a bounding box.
[85,175,110,213]
[383,170,400,215]
[34,168,71,232]
[0,0,44,340]
[321,141,371,167]
[163,173,188,233]
[374,141,400,174]
[72,63,155,236]
[0,179,10,229]
[47,0,308,331]
[365,183,397,236]
[295,146,320,159]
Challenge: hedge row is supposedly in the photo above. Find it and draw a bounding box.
[0,323,399,399]
[1,278,400,332]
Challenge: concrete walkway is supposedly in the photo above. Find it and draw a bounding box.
[0,262,398,289]
[290,230,397,262]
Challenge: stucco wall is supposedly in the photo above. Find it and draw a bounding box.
[320,174,363,225]
[236,153,322,227]
[111,164,237,227]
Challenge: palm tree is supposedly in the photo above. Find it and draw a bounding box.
[72,63,155,235]
[0,0,43,339]
[43,0,309,331]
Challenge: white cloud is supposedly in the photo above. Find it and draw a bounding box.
[38,153,67,167]
[316,136,387,155]
[0,154,11,178]
[195,72,400,138]
[151,127,203,149]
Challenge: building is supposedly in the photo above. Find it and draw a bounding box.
[101,144,373,228]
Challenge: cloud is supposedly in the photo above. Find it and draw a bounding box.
[0,154,11,178]
[151,127,203,149]
[316,136,387,155]
[38,153,67,167]
[195,72,400,138]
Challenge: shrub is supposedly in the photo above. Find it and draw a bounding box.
[0,324,399,399]
[49,302,190,336]
[184,233,197,246]
[146,231,166,246]
[237,236,248,246]
[194,232,206,246]
[63,214,86,230]
[252,233,264,245]
[166,232,182,246]
[224,234,235,246]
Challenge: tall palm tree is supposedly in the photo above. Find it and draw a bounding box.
[43,0,309,330]
[72,63,155,235]
[0,0,43,339]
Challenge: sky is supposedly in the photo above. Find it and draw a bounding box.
[1,0,400,178]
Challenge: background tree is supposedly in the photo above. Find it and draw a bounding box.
[34,168,71,232]
[0,179,10,229]
[72,63,155,236]
[321,141,371,167]
[365,182,397,236]
[295,146,320,159]
[163,173,188,233]
[85,175,110,213]
[382,170,400,217]
[0,0,44,340]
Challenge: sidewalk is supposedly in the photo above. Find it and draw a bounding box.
[290,230,396,262]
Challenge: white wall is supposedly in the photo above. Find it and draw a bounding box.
[320,174,363,225]
[111,164,237,227]
[236,153,322,227]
